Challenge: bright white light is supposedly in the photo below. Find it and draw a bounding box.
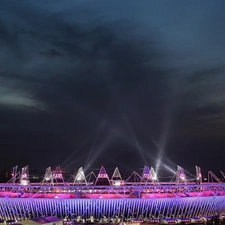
[113,180,121,186]
[163,164,176,174]
[180,174,185,180]
[20,180,29,185]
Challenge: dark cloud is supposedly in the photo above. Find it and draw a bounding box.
[187,66,225,84]
[39,49,63,57]
[0,2,169,171]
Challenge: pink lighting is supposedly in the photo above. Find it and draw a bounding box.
[180,174,185,180]
[0,165,225,220]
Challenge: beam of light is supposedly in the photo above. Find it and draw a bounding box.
[151,135,162,174]
[82,116,142,171]
[114,101,176,173]
[83,117,135,171]
[154,100,176,174]
[147,133,179,177]
[144,84,177,173]
[150,134,173,175]
[120,109,147,166]
[84,134,114,171]
[84,118,106,169]
[160,155,179,176]
[129,120,180,177]
[61,133,94,169]
[164,158,178,170]
[162,163,196,181]
[107,157,131,171]
[163,164,176,174]
[98,74,148,167]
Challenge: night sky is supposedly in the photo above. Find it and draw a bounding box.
[1,1,225,177]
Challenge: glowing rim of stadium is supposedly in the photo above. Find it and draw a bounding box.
[1,164,225,201]
[0,165,225,221]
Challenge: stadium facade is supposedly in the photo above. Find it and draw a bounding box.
[0,165,225,222]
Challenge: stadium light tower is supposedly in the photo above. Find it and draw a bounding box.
[95,166,110,185]
[176,165,188,184]
[195,166,202,184]
[141,166,152,183]
[52,166,65,185]
[42,167,53,185]
[73,167,86,185]
[111,167,124,186]
[141,166,158,184]
[8,165,19,184]
[150,167,159,183]
[19,165,30,185]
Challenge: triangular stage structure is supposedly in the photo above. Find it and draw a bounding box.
[125,171,142,184]
[220,170,225,180]
[111,167,124,186]
[8,165,20,184]
[73,167,86,185]
[41,167,53,185]
[85,171,96,184]
[52,166,65,185]
[150,167,158,183]
[111,167,122,180]
[195,166,202,184]
[176,165,188,184]
[20,165,30,185]
[141,166,151,182]
[208,170,222,183]
[95,165,110,185]
[141,166,159,184]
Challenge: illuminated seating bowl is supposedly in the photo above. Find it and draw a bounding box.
[0,165,225,221]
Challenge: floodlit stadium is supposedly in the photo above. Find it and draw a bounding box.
[0,165,225,222]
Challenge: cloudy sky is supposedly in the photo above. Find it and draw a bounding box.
[1,0,225,177]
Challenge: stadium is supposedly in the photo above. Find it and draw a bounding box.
[0,165,225,223]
